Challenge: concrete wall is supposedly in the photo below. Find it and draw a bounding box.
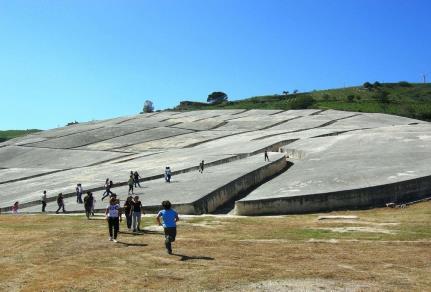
[190,155,287,214]
[234,174,431,215]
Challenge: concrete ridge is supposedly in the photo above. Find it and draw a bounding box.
[235,174,431,215]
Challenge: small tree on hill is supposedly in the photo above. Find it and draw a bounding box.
[363,82,373,90]
[143,100,154,113]
[207,92,228,104]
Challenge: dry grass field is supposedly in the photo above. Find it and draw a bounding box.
[1,202,430,291]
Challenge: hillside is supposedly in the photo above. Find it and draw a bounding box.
[0,129,42,143]
[175,82,431,121]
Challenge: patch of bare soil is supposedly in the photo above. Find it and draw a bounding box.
[225,278,376,292]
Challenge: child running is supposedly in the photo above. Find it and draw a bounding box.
[105,197,122,243]
[156,200,179,254]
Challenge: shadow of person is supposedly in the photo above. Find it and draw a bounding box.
[173,254,215,261]
[116,241,148,247]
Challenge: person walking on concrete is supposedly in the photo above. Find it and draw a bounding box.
[105,197,122,242]
[41,190,47,212]
[55,193,66,214]
[131,195,143,232]
[76,183,83,204]
[12,201,19,214]
[102,180,114,201]
[123,196,133,231]
[128,175,134,195]
[84,192,94,219]
[156,200,179,254]
[264,150,270,162]
[164,166,172,183]
[199,160,205,173]
[133,171,142,188]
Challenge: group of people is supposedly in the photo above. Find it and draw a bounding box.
[105,197,179,254]
[128,171,142,195]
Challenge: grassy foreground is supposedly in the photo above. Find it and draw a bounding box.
[1,202,430,291]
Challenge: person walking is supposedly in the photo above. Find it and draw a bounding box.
[199,160,205,173]
[264,150,270,162]
[84,192,94,219]
[12,201,19,214]
[131,196,143,232]
[123,196,133,231]
[101,180,113,201]
[133,171,142,188]
[41,190,47,212]
[55,193,66,214]
[105,197,122,243]
[156,200,179,254]
[76,183,83,204]
[128,175,134,195]
[164,166,172,183]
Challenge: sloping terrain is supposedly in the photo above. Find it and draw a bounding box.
[1,109,430,215]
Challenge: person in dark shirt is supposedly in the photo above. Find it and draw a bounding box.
[123,196,133,231]
[55,193,65,214]
[84,192,94,219]
[131,195,143,232]
[133,171,142,188]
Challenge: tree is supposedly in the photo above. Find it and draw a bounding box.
[363,82,373,90]
[207,92,228,104]
[282,90,289,96]
[143,100,154,113]
[293,89,299,94]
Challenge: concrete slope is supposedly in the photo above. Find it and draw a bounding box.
[21,152,286,214]
[235,124,431,215]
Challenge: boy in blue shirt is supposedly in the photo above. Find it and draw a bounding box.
[156,200,179,254]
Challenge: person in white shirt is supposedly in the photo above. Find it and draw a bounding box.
[105,197,122,242]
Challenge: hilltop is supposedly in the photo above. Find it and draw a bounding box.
[175,82,431,121]
[0,129,41,143]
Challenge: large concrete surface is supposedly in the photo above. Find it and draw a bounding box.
[22,152,286,214]
[1,109,430,215]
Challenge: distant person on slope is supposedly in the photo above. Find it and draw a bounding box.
[164,166,172,183]
[156,200,179,254]
[101,179,114,201]
[12,201,19,214]
[264,150,270,162]
[199,160,205,173]
[128,175,134,195]
[133,171,142,188]
[76,183,83,204]
[55,193,66,214]
[41,190,47,212]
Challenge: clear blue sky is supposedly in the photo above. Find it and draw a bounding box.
[1,0,430,130]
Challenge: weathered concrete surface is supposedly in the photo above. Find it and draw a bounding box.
[21,152,286,214]
[235,124,431,215]
[0,146,129,169]
[1,109,430,215]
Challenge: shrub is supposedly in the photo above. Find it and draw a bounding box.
[347,95,355,102]
[398,81,412,87]
[290,95,316,109]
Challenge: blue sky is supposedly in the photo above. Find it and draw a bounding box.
[0,0,430,130]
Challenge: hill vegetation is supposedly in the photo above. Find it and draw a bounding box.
[0,129,41,143]
[175,82,431,121]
